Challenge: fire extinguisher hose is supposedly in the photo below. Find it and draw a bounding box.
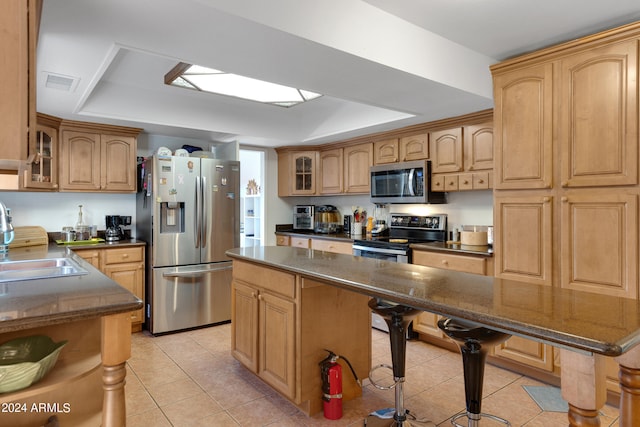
[323,349,361,387]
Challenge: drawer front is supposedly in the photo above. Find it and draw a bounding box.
[413,250,488,275]
[290,237,310,249]
[444,175,458,191]
[276,235,290,246]
[103,246,144,265]
[233,260,296,299]
[311,239,353,255]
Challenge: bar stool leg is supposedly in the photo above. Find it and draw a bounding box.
[368,299,434,427]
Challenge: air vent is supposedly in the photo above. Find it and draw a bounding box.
[44,72,79,91]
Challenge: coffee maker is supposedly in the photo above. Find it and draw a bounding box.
[105,215,131,242]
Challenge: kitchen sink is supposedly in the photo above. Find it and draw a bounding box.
[0,257,89,282]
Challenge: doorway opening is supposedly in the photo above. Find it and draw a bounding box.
[239,149,265,247]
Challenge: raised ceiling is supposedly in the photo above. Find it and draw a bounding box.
[36,0,640,147]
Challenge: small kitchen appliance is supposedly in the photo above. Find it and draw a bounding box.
[314,205,343,234]
[370,160,446,204]
[293,205,314,231]
[105,215,131,242]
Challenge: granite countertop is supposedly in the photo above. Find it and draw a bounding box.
[275,229,493,256]
[226,246,640,357]
[0,244,143,334]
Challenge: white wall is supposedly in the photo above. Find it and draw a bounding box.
[0,191,136,233]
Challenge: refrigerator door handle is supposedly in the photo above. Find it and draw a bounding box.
[162,265,233,278]
[195,175,202,248]
[201,175,207,248]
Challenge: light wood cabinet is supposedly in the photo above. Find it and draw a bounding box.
[290,236,310,249]
[431,124,494,192]
[558,40,638,188]
[399,133,429,161]
[491,22,640,386]
[493,193,554,286]
[319,148,343,194]
[343,142,373,193]
[277,151,318,196]
[231,260,370,414]
[310,238,353,255]
[373,138,399,164]
[430,127,463,173]
[275,235,290,246]
[74,245,145,331]
[24,113,61,190]
[59,122,140,192]
[493,63,553,190]
[0,0,38,163]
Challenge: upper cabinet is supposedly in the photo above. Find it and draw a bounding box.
[343,143,373,193]
[278,151,318,196]
[430,127,463,173]
[493,63,553,190]
[24,113,61,190]
[399,133,429,162]
[59,121,141,192]
[0,0,39,162]
[373,139,399,164]
[558,40,638,188]
[319,148,343,194]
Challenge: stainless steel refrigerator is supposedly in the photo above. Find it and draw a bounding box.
[136,155,240,334]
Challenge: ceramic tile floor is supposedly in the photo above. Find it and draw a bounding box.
[125,324,620,426]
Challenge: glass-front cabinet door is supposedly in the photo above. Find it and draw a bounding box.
[25,114,59,190]
[291,151,316,195]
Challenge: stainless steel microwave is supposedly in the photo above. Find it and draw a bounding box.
[370,160,446,204]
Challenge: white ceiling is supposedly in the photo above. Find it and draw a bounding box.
[36,0,640,148]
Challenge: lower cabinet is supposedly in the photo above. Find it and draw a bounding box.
[74,245,145,332]
[231,259,370,415]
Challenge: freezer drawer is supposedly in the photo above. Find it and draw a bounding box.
[148,262,232,334]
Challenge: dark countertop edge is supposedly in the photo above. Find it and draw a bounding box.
[226,248,635,356]
[0,301,143,335]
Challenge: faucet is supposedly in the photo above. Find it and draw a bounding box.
[0,202,14,253]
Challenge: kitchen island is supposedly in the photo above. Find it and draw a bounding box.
[0,245,142,427]
[226,245,640,427]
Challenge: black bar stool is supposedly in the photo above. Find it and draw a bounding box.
[368,298,433,427]
[438,317,511,427]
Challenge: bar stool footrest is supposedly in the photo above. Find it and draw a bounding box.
[451,411,511,427]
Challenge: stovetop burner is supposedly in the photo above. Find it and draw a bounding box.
[353,214,448,248]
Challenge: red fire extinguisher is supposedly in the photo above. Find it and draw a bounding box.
[319,349,361,420]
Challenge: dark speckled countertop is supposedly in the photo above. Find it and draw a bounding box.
[0,243,144,334]
[226,246,640,357]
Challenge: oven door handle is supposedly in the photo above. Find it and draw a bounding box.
[352,245,408,256]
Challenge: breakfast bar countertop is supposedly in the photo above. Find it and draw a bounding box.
[226,245,640,357]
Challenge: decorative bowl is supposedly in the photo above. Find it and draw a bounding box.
[0,335,67,393]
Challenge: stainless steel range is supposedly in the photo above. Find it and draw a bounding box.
[352,213,447,332]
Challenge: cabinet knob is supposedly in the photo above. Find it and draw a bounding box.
[251,292,256,298]
[257,294,263,301]
[468,166,474,171]
[463,180,469,185]
[441,260,448,265]
[478,179,484,184]
[543,197,550,203]
[561,197,568,202]
[561,181,568,187]
[122,254,129,259]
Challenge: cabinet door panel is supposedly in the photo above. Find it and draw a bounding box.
[344,143,373,193]
[292,152,317,195]
[231,281,259,372]
[399,134,429,161]
[494,336,554,372]
[413,312,444,338]
[103,262,144,324]
[101,135,136,191]
[430,128,463,173]
[59,131,101,190]
[494,194,553,285]
[373,139,398,164]
[559,40,638,187]
[560,192,638,298]
[319,148,343,194]
[259,292,296,399]
[464,122,493,171]
[493,63,553,189]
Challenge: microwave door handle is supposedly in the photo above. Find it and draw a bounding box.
[407,169,416,196]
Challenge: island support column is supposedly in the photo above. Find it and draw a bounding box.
[560,349,606,426]
[615,345,640,426]
[101,312,132,427]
